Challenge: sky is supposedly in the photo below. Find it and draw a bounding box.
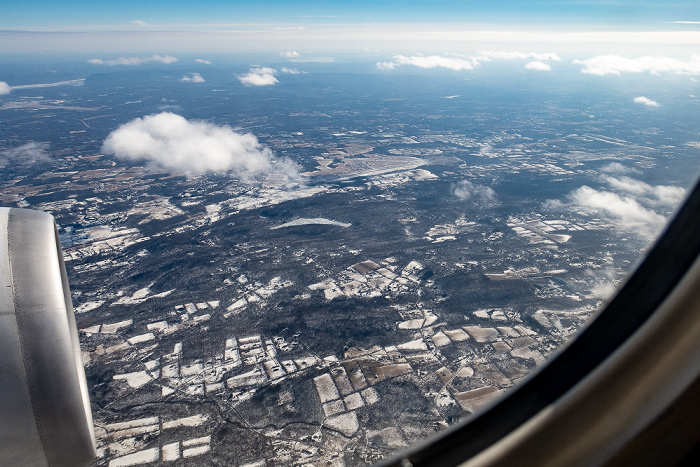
[2,1,700,55]
[3,0,700,28]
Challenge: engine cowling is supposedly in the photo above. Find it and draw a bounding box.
[0,208,96,467]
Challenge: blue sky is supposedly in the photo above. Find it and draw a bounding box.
[3,1,700,28]
[2,1,700,55]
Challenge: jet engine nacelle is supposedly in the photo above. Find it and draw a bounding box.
[0,208,96,466]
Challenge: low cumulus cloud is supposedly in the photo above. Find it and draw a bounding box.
[0,81,10,95]
[525,61,551,71]
[585,266,618,300]
[634,96,659,107]
[600,175,685,208]
[195,58,212,65]
[552,175,686,240]
[237,67,298,85]
[479,143,494,157]
[101,112,299,178]
[238,67,279,86]
[280,51,300,58]
[180,72,205,83]
[0,142,52,166]
[568,186,666,239]
[88,55,178,66]
[573,54,700,76]
[451,180,498,207]
[378,51,560,71]
[600,162,640,175]
[131,20,148,27]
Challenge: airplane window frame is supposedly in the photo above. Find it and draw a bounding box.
[378,176,700,466]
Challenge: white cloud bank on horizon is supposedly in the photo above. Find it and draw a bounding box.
[574,54,700,75]
[280,51,300,58]
[378,51,700,76]
[0,81,10,95]
[180,72,205,83]
[474,51,561,62]
[131,20,148,27]
[195,58,212,65]
[550,175,685,240]
[378,51,560,71]
[451,180,498,207]
[6,24,700,57]
[101,112,298,178]
[634,96,659,107]
[88,55,178,66]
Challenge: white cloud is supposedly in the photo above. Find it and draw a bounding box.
[238,67,279,86]
[378,55,477,71]
[88,55,178,66]
[451,180,497,207]
[5,26,700,56]
[569,186,667,239]
[280,51,300,58]
[553,175,686,240]
[479,143,493,157]
[10,79,84,90]
[0,142,51,166]
[600,162,640,175]
[280,67,300,74]
[574,54,700,76]
[378,51,560,72]
[131,20,148,27]
[600,175,685,208]
[634,96,659,107]
[102,112,298,178]
[586,266,618,300]
[195,58,212,65]
[0,81,10,95]
[290,56,334,63]
[376,61,396,70]
[474,51,561,62]
[180,72,205,83]
[158,104,182,112]
[153,55,178,63]
[525,61,551,71]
